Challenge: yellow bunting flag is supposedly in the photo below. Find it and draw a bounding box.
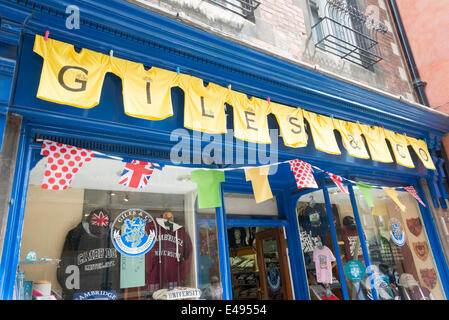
[178,74,229,133]
[384,130,415,168]
[226,91,271,144]
[358,124,393,163]
[406,136,436,170]
[111,57,178,120]
[270,103,307,148]
[303,110,340,154]
[333,119,370,159]
[383,188,406,211]
[372,201,388,216]
[33,34,111,109]
[245,166,273,203]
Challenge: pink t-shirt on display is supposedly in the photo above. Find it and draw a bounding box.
[313,246,336,284]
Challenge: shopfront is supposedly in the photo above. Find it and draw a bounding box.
[1,0,449,301]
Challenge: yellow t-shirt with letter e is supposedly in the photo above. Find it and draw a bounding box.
[358,124,393,163]
[333,119,369,159]
[303,110,341,155]
[111,57,178,120]
[226,91,271,144]
[33,34,110,109]
[178,74,229,133]
[384,129,415,168]
[406,136,436,170]
[270,103,307,148]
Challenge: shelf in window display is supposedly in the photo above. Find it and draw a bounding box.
[18,259,60,265]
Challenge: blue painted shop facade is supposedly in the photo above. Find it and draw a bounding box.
[0,0,448,300]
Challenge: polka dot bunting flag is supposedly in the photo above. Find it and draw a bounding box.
[40,140,94,191]
[289,159,318,189]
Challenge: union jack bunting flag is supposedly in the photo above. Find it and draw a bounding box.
[118,160,161,189]
[327,172,349,194]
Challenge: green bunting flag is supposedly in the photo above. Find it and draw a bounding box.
[190,169,225,209]
[356,182,374,208]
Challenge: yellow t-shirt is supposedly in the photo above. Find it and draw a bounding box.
[303,110,341,155]
[245,166,273,203]
[178,75,229,133]
[333,119,370,159]
[406,136,436,170]
[111,57,178,120]
[270,103,307,148]
[359,124,393,163]
[384,130,415,168]
[33,34,110,109]
[226,91,272,144]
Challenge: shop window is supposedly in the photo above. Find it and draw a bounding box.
[223,192,278,216]
[352,185,446,300]
[297,189,366,300]
[208,0,260,19]
[15,155,222,300]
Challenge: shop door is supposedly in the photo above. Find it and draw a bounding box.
[255,228,293,300]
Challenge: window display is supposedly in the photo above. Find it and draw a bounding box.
[16,155,222,300]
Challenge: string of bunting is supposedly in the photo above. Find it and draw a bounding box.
[37,139,426,211]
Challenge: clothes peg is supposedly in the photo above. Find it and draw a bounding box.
[267,97,271,104]
[176,67,180,75]
[228,84,231,91]
[109,50,114,59]
[331,114,334,119]
[44,30,50,41]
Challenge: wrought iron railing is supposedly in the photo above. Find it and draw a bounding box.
[311,0,388,68]
[207,0,261,18]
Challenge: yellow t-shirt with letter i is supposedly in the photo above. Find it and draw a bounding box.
[33,34,110,109]
[226,91,272,144]
[111,57,178,120]
[178,74,229,134]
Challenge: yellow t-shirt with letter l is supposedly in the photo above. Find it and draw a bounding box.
[33,34,110,109]
[178,75,229,133]
[384,129,415,168]
[111,57,178,120]
[226,91,272,144]
[303,110,341,155]
[333,119,370,159]
[270,103,307,148]
[406,136,436,170]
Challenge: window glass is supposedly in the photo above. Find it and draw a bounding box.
[224,193,278,216]
[15,155,221,300]
[353,185,446,300]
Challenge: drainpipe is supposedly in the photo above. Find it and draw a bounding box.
[386,0,429,106]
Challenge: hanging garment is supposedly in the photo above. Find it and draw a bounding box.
[111,57,178,120]
[178,74,229,133]
[56,209,120,300]
[358,124,393,163]
[312,245,336,284]
[384,130,415,168]
[244,166,273,203]
[303,110,341,155]
[270,103,307,148]
[144,218,192,293]
[33,34,110,109]
[226,91,272,144]
[406,136,436,170]
[332,119,370,159]
[190,169,226,209]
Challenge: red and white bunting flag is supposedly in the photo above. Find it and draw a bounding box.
[404,186,426,207]
[327,172,349,194]
[289,159,318,189]
[41,140,94,191]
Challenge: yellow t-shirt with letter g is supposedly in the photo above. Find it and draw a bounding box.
[33,34,110,109]
[111,57,178,120]
[178,74,229,133]
[226,91,272,144]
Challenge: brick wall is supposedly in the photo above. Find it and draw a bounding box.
[128,0,416,102]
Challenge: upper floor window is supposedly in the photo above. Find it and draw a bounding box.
[308,0,388,69]
[208,0,260,19]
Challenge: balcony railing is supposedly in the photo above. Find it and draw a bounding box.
[207,0,261,19]
[311,0,388,68]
